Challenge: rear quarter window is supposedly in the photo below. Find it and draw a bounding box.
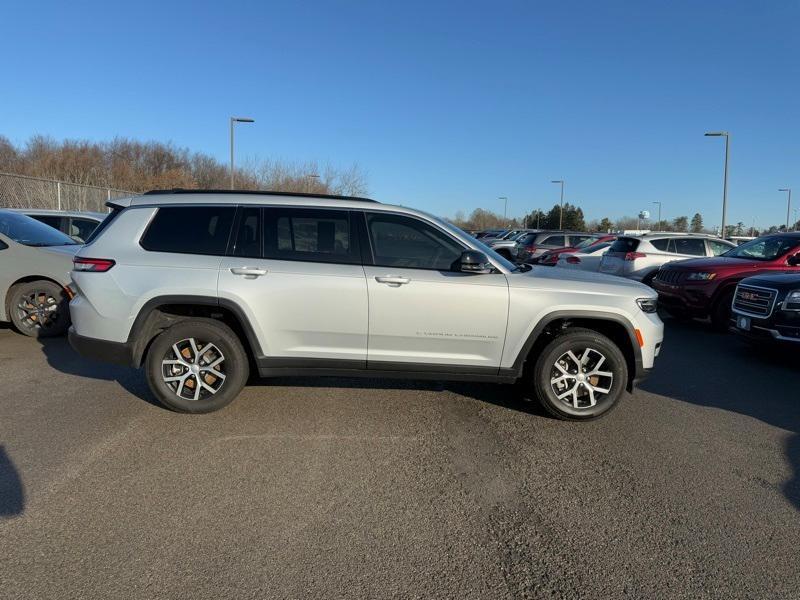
[608,238,640,253]
[140,206,236,256]
[650,238,670,252]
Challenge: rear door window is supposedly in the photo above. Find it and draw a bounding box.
[140,206,236,256]
[263,207,358,264]
[540,235,566,246]
[30,215,64,232]
[68,217,99,242]
[672,237,706,256]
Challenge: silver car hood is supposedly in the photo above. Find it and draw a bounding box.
[510,265,655,296]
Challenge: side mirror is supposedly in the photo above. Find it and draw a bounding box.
[456,250,492,274]
[788,254,800,267]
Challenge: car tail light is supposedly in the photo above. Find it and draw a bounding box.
[624,252,646,261]
[566,256,581,264]
[73,257,115,272]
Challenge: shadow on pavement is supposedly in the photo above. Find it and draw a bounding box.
[640,318,800,511]
[34,335,161,408]
[0,445,25,518]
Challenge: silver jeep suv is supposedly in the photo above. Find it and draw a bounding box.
[68,190,663,420]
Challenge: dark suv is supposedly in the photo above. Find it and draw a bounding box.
[731,273,800,344]
[652,233,800,329]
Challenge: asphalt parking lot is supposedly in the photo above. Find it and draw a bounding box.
[1,320,799,599]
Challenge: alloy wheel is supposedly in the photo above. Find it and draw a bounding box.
[550,347,614,409]
[16,290,61,332]
[161,338,227,401]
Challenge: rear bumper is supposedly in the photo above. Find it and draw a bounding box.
[68,328,137,367]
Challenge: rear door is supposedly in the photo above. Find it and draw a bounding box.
[362,211,508,370]
[217,206,368,365]
[669,237,707,260]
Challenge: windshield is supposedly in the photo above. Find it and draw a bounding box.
[0,211,79,247]
[575,236,602,250]
[722,235,800,261]
[432,216,520,271]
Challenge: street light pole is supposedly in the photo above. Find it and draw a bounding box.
[551,180,565,229]
[779,188,792,230]
[498,197,508,223]
[653,201,662,229]
[230,116,255,189]
[705,131,730,239]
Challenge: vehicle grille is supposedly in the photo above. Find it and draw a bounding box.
[733,285,778,317]
[655,269,683,285]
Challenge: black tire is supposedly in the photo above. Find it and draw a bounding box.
[529,327,628,421]
[710,288,735,332]
[7,280,71,337]
[144,318,249,413]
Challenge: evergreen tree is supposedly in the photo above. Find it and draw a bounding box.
[690,213,704,233]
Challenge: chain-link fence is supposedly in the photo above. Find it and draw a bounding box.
[0,172,137,213]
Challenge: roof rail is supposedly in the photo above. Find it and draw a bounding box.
[142,188,378,203]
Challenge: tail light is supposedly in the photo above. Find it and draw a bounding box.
[73,257,115,272]
[624,252,646,261]
[566,256,581,264]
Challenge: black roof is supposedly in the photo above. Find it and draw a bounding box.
[143,188,378,203]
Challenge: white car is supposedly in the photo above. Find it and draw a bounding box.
[556,242,613,272]
[599,233,735,284]
[68,190,663,420]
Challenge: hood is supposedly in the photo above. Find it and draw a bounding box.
[664,256,765,271]
[740,272,800,288]
[511,265,654,296]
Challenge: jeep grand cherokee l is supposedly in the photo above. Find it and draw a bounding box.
[68,190,663,420]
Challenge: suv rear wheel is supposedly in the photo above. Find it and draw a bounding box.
[144,318,249,413]
[8,280,71,337]
[530,328,627,421]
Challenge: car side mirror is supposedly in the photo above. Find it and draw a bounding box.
[788,254,800,266]
[456,250,492,274]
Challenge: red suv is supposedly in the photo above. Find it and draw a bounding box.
[652,233,800,329]
[537,235,617,266]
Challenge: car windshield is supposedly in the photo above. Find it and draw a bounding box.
[575,236,601,250]
[722,235,799,261]
[0,211,79,247]
[432,216,520,272]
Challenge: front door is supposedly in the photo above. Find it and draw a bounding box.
[361,212,509,371]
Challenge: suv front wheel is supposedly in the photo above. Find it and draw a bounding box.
[530,328,628,421]
[145,318,249,413]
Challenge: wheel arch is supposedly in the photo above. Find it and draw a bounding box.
[509,311,643,391]
[127,295,263,368]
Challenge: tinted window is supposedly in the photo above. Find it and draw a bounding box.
[708,239,733,256]
[263,208,356,263]
[69,218,99,242]
[609,238,640,253]
[541,235,565,246]
[672,238,706,256]
[140,206,235,256]
[568,235,592,246]
[232,207,261,258]
[31,215,64,231]
[517,233,536,245]
[367,213,464,270]
[650,238,670,251]
[0,211,78,247]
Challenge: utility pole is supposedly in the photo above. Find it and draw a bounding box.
[230,116,255,189]
[705,131,730,239]
[779,188,792,230]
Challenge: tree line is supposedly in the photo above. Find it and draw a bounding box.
[0,135,367,196]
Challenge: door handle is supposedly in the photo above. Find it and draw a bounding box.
[375,276,410,286]
[230,267,268,278]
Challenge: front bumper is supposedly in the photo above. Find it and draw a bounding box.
[68,328,137,367]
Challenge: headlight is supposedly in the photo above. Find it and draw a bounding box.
[686,272,717,281]
[785,290,800,311]
[636,297,658,313]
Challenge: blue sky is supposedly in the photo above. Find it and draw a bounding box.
[2,0,798,227]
